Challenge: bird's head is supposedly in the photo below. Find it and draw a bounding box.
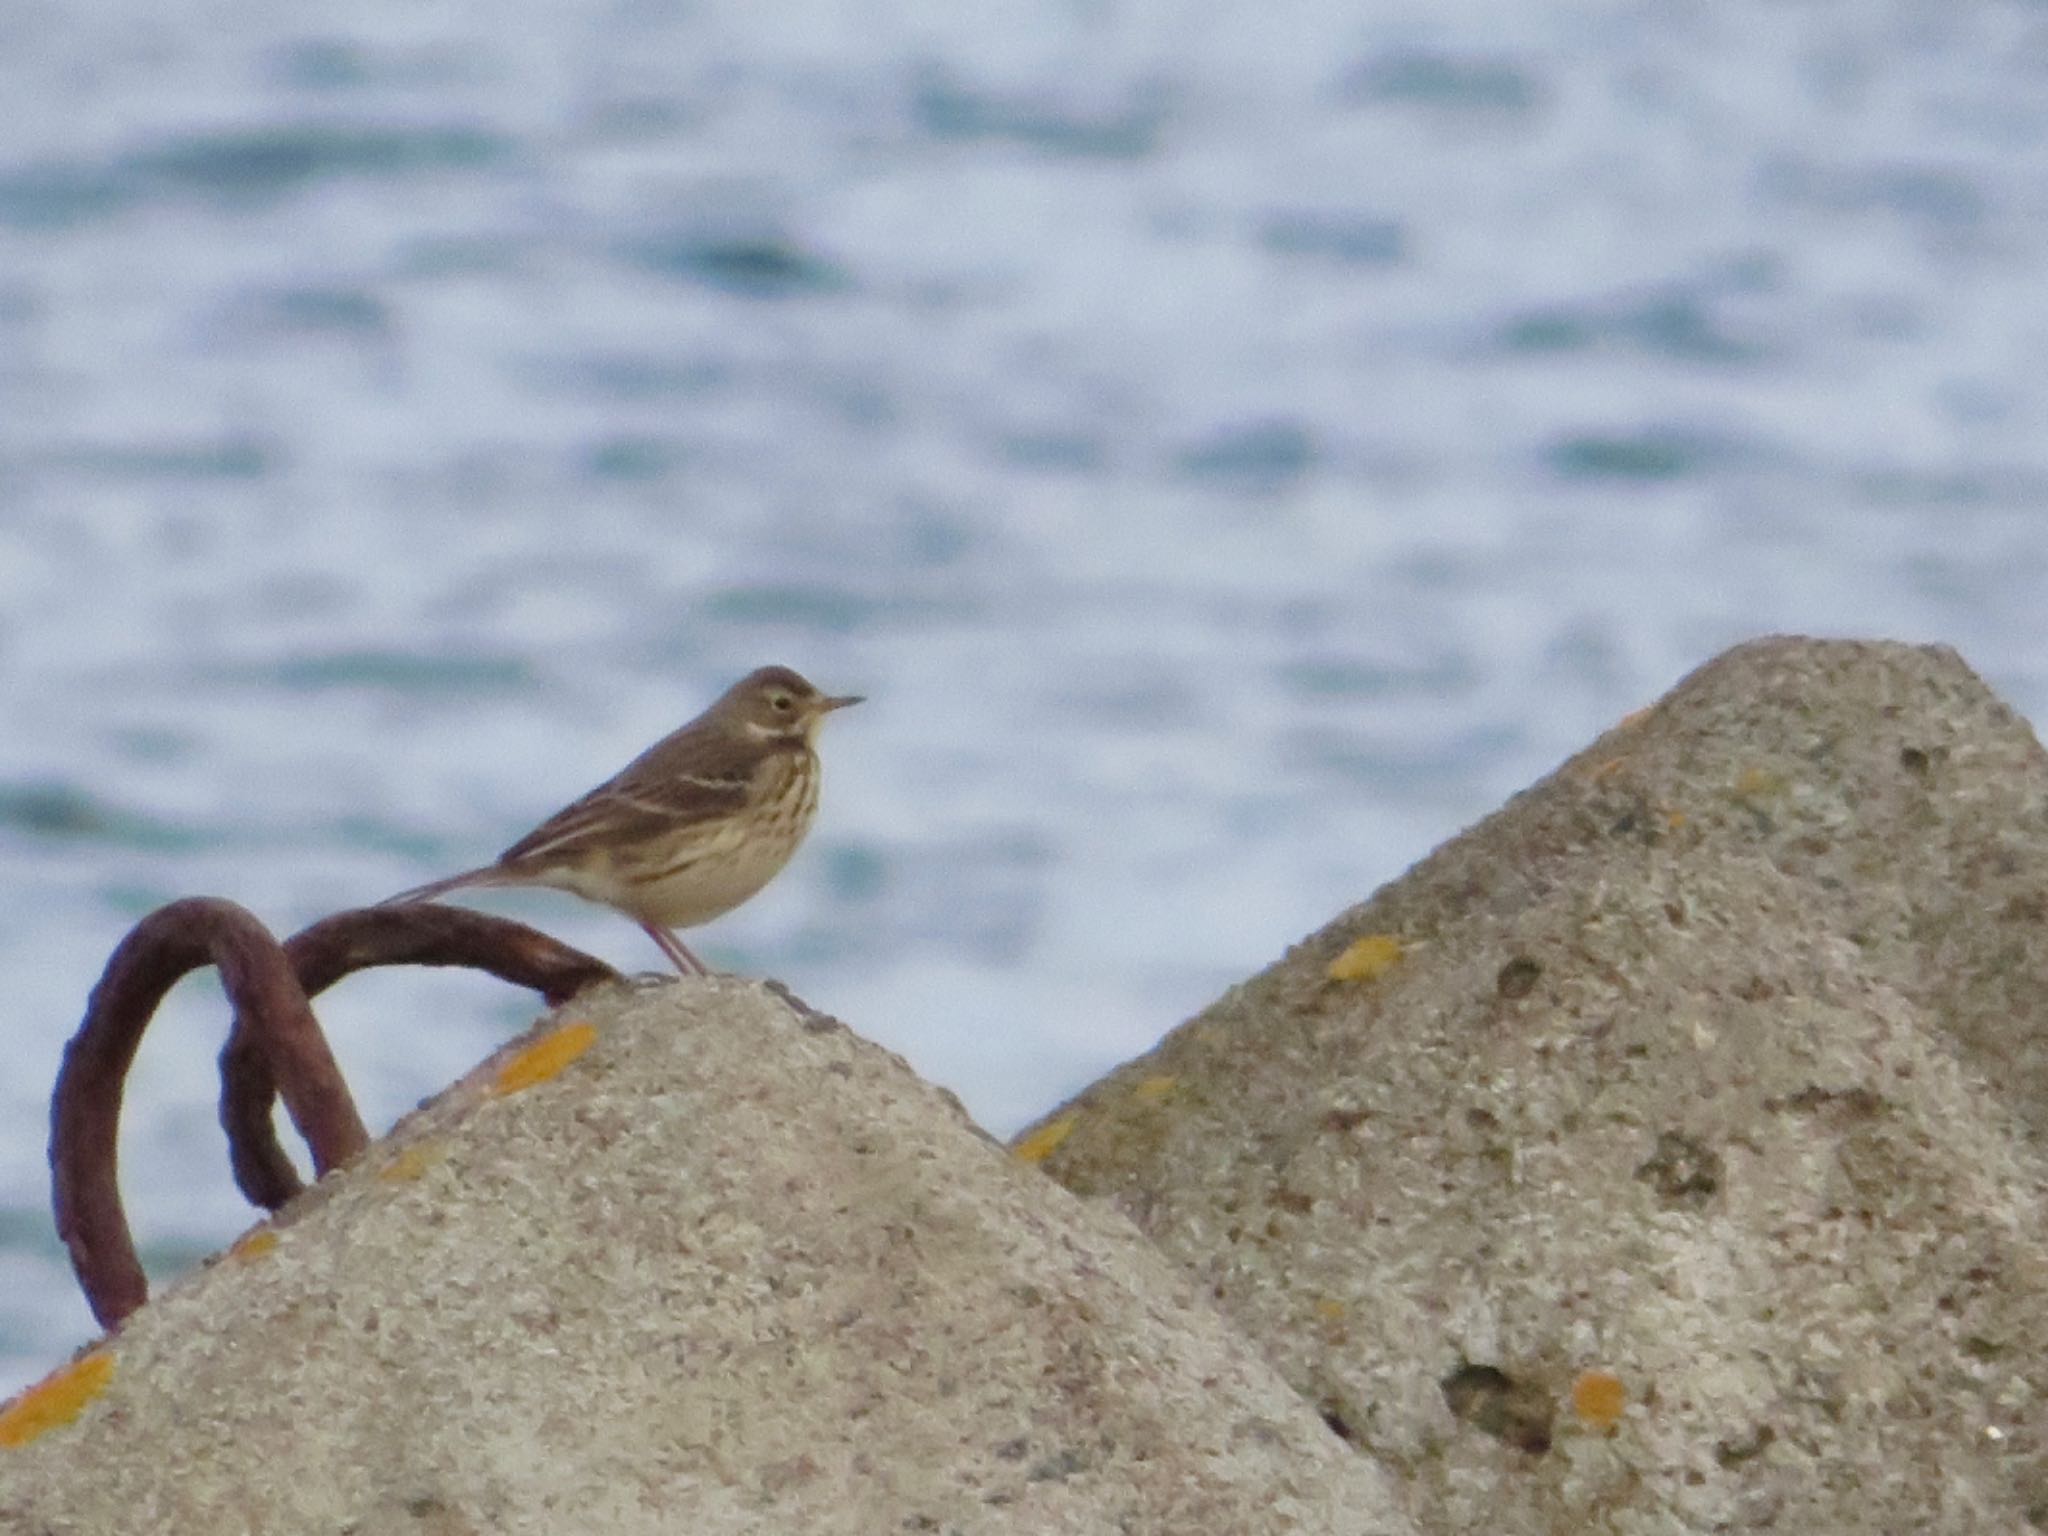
[721,665,863,743]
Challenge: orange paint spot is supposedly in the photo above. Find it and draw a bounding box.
[1664,807,1687,830]
[1314,1297,1347,1322]
[1132,1074,1178,1105]
[377,1141,446,1183]
[1588,756,1629,783]
[0,1351,114,1448]
[492,1021,598,1096]
[1012,1113,1077,1165]
[228,1228,278,1263]
[1571,1369,1627,1431]
[1327,934,1403,983]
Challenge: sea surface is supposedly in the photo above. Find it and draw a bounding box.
[7,0,2048,1390]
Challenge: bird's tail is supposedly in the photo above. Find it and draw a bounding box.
[376,866,515,908]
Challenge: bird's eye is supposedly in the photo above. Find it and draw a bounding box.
[770,693,795,713]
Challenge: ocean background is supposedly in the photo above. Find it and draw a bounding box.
[7,0,2048,1391]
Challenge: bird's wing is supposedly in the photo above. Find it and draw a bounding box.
[496,729,772,871]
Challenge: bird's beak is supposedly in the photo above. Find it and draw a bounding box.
[822,694,864,712]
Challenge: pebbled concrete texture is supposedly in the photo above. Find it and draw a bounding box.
[1,981,1411,1535]
[1018,637,2048,1533]
[15,634,2048,1534]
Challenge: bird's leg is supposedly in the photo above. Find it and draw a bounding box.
[640,922,708,976]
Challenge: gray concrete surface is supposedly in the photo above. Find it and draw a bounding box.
[2,981,1410,1534]
[16,634,2048,1534]
[1020,637,2048,1533]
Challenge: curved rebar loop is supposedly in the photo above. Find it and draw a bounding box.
[51,897,370,1330]
[220,904,620,1210]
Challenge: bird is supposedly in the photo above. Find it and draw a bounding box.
[380,664,862,974]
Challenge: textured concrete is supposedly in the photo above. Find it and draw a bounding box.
[1,981,1410,1534]
[1019,638,2048,1533]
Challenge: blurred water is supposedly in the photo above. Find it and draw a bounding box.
[7,0,2048,1391]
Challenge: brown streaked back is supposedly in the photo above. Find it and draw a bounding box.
[496,724,801,874]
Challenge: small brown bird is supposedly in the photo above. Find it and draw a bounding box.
[382,665,861,973]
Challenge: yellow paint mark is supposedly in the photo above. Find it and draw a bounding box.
[1732,766,1785,799]
[377,1141,447,1184]
[1012,1113,1078,1165]
[1314,1297,1347,1322]
[1132,1074,1178,1105]
[0,1351,114,1449]
[228,1228,278,1263]
[492,1021,598,1096]
[1664,807,1687,830]
[1327,934,1403,983]
[1571,1369,1628,1431]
